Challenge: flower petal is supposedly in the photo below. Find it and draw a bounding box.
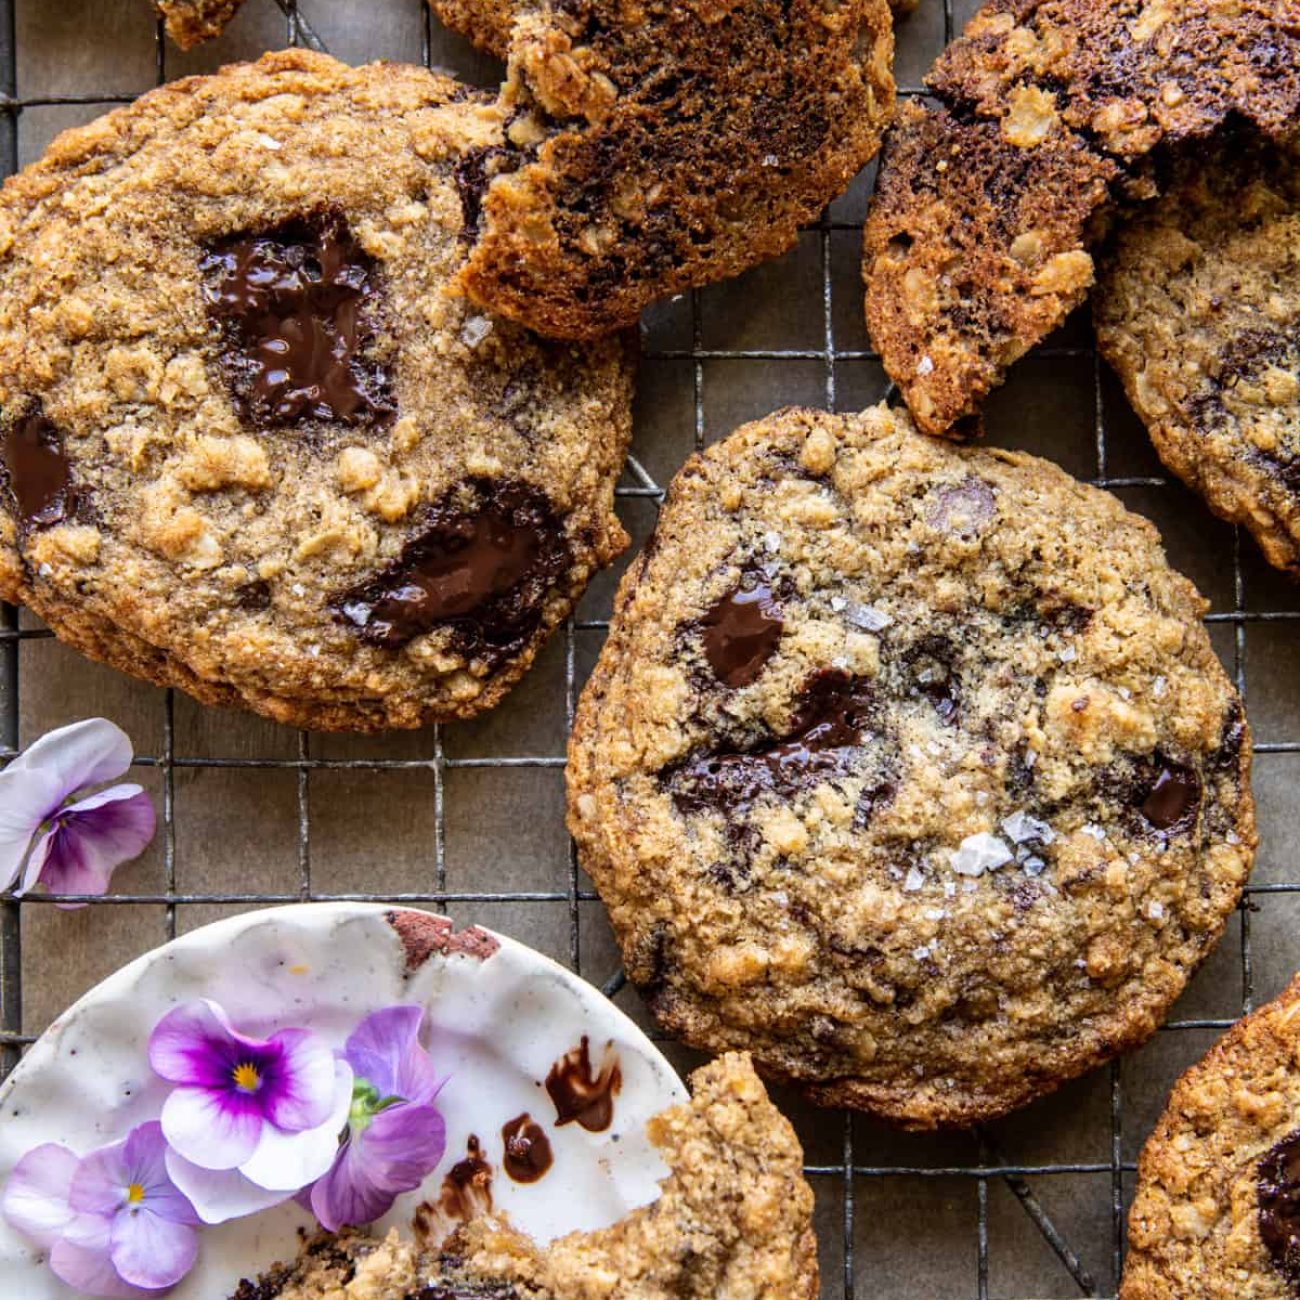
[148,999,244,1090]
[261,1027,341,1133]
[9,718,133,796]
[0,764,63,892]
[1,1143,78,1248]
[25,786,155,903]
[49,1212,142,1298]
[344,1005,442,1104]
[161,1084,263,1171]
[123,1121,200,1227]
[109,1205,198,1290]
[239,1059,353,1193]
[68,1135,131,1218]
[163,1151,291,1226]
[310,1102,446,1232]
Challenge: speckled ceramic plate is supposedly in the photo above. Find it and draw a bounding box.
[0,903,687,1298]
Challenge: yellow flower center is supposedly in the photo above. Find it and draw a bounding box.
[232,1062,261,1093]
[125,1183,145,1206]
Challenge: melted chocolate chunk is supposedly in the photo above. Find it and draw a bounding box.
[1260,1131,1300,1289]
[202,215,392,427]
[698,574,783,686]
[333,478,569,659]
[3,412,77,528]
[1141,761,1201,832]
[670,670,876,815]
[501,1113,554,1183]
[545,1037,622,1133]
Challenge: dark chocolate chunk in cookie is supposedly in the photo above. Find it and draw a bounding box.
[698,574,783,688]
[1259,1131,1300,1289]
[1141,762,1201,832]
[333,478,569,660]
[202,215,393,428]
[670,670,875,815]
[2,412,77,529]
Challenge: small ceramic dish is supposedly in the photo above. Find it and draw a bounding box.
[0,902,687,1298]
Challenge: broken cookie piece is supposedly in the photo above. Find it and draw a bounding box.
[863,0,1300,436]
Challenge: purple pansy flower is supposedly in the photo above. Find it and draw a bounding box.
[2,1121,200,1297]
[0,717,155,906]
[308,1005,447,1231]
[149,1000,352,1225]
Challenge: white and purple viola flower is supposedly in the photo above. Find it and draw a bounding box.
[0,718,155,906]
[1,1121,200,1297]
[308,1005,447,1232]
[150,999,353,1225]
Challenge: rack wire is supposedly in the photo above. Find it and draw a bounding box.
[0,1,1297,1295]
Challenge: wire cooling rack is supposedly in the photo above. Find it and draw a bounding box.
[1,1,1298,1295]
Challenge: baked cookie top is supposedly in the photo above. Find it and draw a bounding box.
[155,0,247,48]
[568,404,1255,1128]
[863,0,1300,436]
[1122,974,1300,1300]
[234,1053,819,1300]
[1096,132,1300,577]
[451,0,895,338]
[0,50,633,731]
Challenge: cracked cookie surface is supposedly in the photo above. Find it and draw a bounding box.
[1121,974,1300,1300]
[233,1054,818,1300]
[1096,132,1300,578]
[863,0,1300,436]
[0,50,633,731]
[568,404,1255,1128]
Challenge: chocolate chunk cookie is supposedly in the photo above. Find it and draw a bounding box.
[449,0,896,338]
[1096,132,1300,577]
[0,51,633,731]
[863,0,1300,436]
[568,404,1255,1128]
[233,1054,819,1300]
[1121,974,1300,1299]
[155,0,246,48]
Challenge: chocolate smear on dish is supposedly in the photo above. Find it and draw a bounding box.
[545,1037,622,1133]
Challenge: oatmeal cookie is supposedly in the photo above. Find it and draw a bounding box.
[1121,974,1300,1299]
[863,0,1300,436]
[0,50,633,731]
[1096,132,1300,577]
[568,403,1255,1128]
[155,0,246,48]
[233,1053,819,1300]
[449,0,895,338]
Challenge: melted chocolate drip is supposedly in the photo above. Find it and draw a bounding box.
[698,575,783,687]
[3,412,77,528]
[545,1037,622,1133]
[201,215,392,426]
[670,669,875,815]
[333,478,569,659]
[1259,1131,1300,1289]
[501,1112,554,1183]
[438,1135,493,1221]
[1141,761,1201,831]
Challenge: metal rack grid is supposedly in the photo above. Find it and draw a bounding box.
[0,1,1297,1295]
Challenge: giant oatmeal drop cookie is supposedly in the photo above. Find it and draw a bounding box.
[863,0,1300,436]
[568,404,1255,1128]
[1096,131,1300,578]
[234,1054,819,1300]
[0,50,633,731]
[1121,974,1300,1299]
